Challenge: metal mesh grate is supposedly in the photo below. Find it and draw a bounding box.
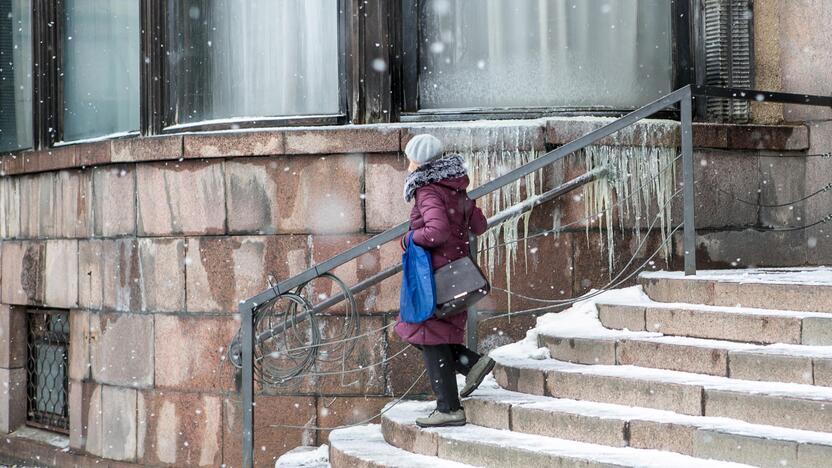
[26,310,69,433]
[701,0,753,122]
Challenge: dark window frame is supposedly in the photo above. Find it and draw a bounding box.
[24,0,353,150]
[154,0,352,135]
[14,0,694,154]
[396,0,694,120]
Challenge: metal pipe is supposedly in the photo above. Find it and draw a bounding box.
[484,167,607,227]
[241,87,692,311]
[693,85,832,107]
[681,87,697,276]
[468,87,690,200]
[240,302,255,468]
[248,169,604,348]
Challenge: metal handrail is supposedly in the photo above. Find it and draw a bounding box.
[238,85,697,467]
[238,84,832,467]
[232,166,608,357]
[239,86,693,311]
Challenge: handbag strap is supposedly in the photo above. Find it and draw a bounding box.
[463,195,472,235]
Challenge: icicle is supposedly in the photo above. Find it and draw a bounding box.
[461,126,546,313]
[581,137,676,275]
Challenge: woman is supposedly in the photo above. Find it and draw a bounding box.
[395,134,495,428]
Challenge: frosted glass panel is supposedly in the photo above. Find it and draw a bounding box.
[63,0,140,141]
[167,0,340,125]
[419,0,673,109]
[0,0,32,152]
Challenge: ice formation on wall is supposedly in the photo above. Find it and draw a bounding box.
[580,119,677,274]
[458,118,677,312]
[456,125,543,312]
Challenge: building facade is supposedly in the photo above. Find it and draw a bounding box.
[0,1,830,467]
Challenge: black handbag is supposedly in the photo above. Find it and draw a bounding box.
[433,198,490,319]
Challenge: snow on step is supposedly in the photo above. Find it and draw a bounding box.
[489,286,832,433]
[492,349,832,433]
[328,424,477,468]
[596,300,832,345]
[462,380,832,467]
[382,401,753,468]
[275,445,330,468]
[639,268,832,312]
[538,326,832,385]
[531,284,832,347]
[641,268,832,286]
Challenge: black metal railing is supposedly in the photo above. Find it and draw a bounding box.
[234,84,832,467]
[26,309,70,434]
[235,85,696,468]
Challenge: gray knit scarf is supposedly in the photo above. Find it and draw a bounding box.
[403,154,467,202]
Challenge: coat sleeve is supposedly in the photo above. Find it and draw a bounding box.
[411,187,451,248]
[468,201,488,236]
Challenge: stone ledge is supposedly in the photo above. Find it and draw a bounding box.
[0,119,812,177]
[0,429,140,468]
[545,118,809,150]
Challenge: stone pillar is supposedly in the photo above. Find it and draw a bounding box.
[751,0,784,123]
[0,305,27,433]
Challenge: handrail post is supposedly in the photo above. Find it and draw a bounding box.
[241,302,255,468]
[681,86,697,275]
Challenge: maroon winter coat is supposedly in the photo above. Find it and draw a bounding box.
[394,175,488,346]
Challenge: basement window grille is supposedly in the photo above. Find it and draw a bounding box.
[26,310,70,434]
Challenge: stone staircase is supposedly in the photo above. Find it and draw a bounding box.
[325,268,832,467]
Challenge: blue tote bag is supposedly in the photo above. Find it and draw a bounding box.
[399,233,436,324]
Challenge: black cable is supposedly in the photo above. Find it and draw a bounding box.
[716,183,832,208]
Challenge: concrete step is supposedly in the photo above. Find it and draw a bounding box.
[381,400,754,468]
[639,268,832,313]
[595,301,832,345]
[538,328,832,385]
[461,383,832,468]
[328,424,477,468]
[491,352,832,433]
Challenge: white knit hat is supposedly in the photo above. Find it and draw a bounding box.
[405,134,444,166]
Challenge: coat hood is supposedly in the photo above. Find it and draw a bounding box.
[403,154,468,202]
[434,175,471,192]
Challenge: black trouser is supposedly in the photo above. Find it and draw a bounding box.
[416,344,481,413]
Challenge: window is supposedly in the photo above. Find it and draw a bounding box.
[408,0,674,111]
[61,0,140,142]
[3,1,693,150]
[26,310,70,433]
[165,0,341,128]
[0,0,32,153]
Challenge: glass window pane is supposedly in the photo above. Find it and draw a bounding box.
[419,0,673,110]
[167,0,340,126]
[63,0,140,142]
[0,0,32,153]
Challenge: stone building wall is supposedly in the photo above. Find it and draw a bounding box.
[0,116,822,467]
[746,0,832,268]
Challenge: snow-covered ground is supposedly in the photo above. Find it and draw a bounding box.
[275,444,329,468]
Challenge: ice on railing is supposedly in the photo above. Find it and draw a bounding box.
[457,120,676,312]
